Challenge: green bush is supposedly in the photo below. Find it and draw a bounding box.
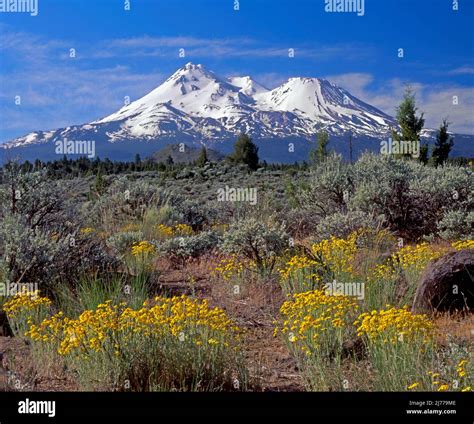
[106,231,144,257]
[437,210,474,241]
[314,211,384,242]
[220,218,288,275]
[157,231,220,262]
[294,153,473,241]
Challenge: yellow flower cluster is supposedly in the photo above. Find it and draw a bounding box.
[392,243,446,273]
[457,359,468,378]
[367,263,397,283]
[3,291,51,319]
[131,241,156,256]
[279,255,320,281]
[367,239,472,286]
[26,311,65,342]
[156,224,174,238]
[355,306,434,344]
[156,224,194,239]
[80,227,95,235]
[26,296,239,356]
[451,240,474,251]
[174,223,193,236]
[213,255,250,281]
[311,233,358,276]
[277,290,359,349]
[408,364,473,392]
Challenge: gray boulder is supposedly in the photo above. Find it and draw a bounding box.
[412,249,474,313]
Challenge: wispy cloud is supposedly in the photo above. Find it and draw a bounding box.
[448,66,474,75]
[325,73,474,134]
[92,35,371,61]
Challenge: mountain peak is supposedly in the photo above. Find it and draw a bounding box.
[4,63,398,152]
[286,76,328,85]
[228,75,268,96]
[182,62,204,71]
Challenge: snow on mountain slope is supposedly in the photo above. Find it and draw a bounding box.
[228,76,269,96]
[3,62,398,150]
[255,77,395,132]
[96,63,255,123]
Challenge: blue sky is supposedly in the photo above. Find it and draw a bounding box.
[1,0,473,142]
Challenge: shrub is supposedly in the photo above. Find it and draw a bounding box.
[26,296,247,391]
[220,218,288,275]
[106,231,144,257]
[314,211,384,242]
[3,291,52,337]
[89,177,175,231]
[276,290,359,391]
[437,210,474,241]
[407,340,473,392]
[278,254,322,294]
[174,200,214,231]
[355,307,434,391]
[293,153,474,241]
[0,215,116,292]
[352,154,473,240]
[295,154,352,221]
[157,231,220,263]
[279,230,393,295]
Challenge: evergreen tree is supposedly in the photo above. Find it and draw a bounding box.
[431,119,454,166]
[310,130,330,164]
[393,87,425,158]
[134,153,141,167]
[196,147,208,167]
[165,155,174,166]
[94,167,106,196]
[348,131,353,164]
[231,133,259,170]
[419,143,429,165]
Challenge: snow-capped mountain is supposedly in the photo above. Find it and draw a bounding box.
[228,76,269,96]
[3,62,398,154]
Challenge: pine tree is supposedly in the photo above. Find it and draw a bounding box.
[393,87,425,158]
[309,130,330,164]
[134,153,141,166]
[431,119,454,166]
[348,131,353,164]
[231,133,259,170]
[94,167,106,196]
[419,143,429,164]
[196,146,208,167]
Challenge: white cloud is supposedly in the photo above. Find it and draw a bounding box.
[325,73,474,134]
[92,35,371,60]
[448,66,474,75]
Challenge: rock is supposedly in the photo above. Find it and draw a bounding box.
[342,337,366,360]
[412,249,474,313]
[0,312,12,337]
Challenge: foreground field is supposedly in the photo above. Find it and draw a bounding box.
[0,154,473,391]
